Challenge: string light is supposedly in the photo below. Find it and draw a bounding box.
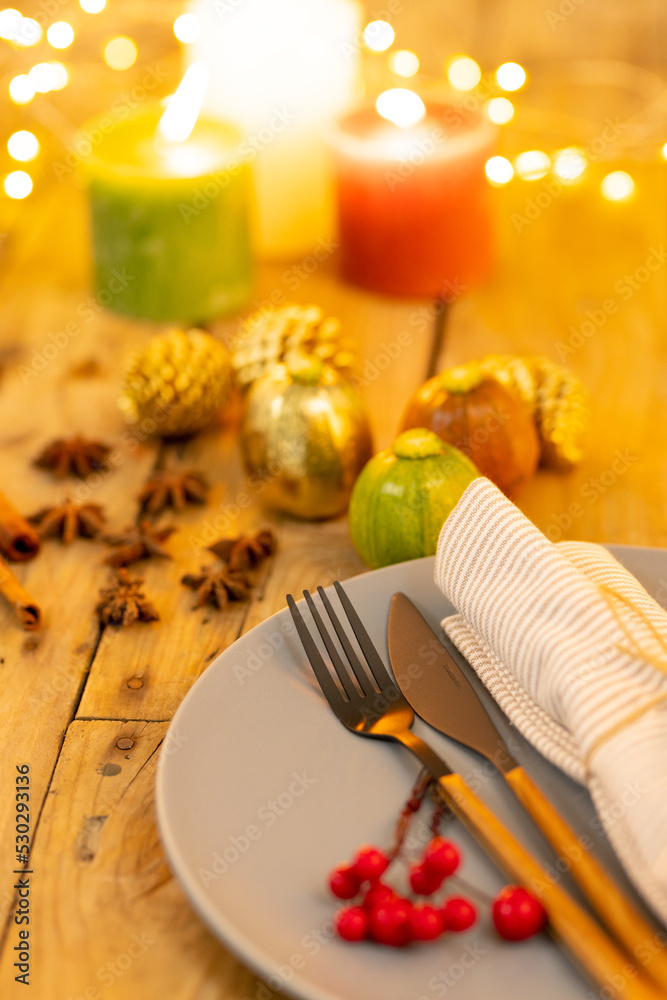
[8,130,39,161]
[485,156,514,185]
[47,21,74,48]
[0,8,21,39]
[4,170,32,199]
[553,147,587,181]
[446,55,481,91]
[486,97,514,124]
[104,36,138,70]
[389,49,419,78]
[14,16,42,46]
[496,62,526,91]
[376,89,426,128]
[80,0,106,10]
[363,20,395,52]
[9,74,35,104]
[515,150,550,180]
[173,13,201,43]
[601,171,635,201]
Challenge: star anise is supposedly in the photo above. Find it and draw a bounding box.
[103,520,175,567]
[181,564,252,610]
[28,497,106,544]
[33,436,111,479]
[139,469,209,515]
[208,529,276,572]
[96,569,160,627]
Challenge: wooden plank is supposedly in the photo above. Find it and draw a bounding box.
[0,179,161,931]
[0,719,262,1000]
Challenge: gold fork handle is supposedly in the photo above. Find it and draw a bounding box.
[504,765,667,991]
[438,773,662,1000]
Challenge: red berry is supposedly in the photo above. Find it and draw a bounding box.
[368,897,414,947]
[363,881,396,910]
[329,864,361,900]
[423,837,461,878]
[492,887,547,941]
[442,896,477,932]
[352,846,389,882]
[409,862,444,896]
[409,905,445,942]
[335,906,368,942]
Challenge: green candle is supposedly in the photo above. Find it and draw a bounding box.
[82,102,253,323]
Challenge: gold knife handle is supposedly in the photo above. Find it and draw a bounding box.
[504,765,667,991]
[438,772,662,1000]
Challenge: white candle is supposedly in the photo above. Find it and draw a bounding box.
[186,0,362,259]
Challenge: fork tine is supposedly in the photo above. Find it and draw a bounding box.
[333,580,396,691]
[286,595,346,712]
[316,586,378,697]
[303,590,359,701]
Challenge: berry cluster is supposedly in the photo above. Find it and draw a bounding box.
[327,772,548,948]
[330,840,475,946]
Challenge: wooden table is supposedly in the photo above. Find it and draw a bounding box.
[1,9,667,996]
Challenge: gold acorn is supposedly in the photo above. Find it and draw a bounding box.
[231,303,357,390]
[119,328,233,438]
[480,354,589,469]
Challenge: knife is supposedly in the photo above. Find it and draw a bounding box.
[388,591,667,990]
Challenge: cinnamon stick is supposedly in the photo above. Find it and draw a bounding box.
[0,490,41,561]
[0,554,41,630]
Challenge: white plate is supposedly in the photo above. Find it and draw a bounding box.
[156,546,666,1000]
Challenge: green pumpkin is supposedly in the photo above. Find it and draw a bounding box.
[348,428,480,568]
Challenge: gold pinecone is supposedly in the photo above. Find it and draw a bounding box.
[231,303,357,390]
[480,354,589,469]
[119,328,233,438]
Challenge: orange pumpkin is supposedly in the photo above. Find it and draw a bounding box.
[402,364,539,496]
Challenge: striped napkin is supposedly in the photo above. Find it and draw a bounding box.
[434,476,667,925]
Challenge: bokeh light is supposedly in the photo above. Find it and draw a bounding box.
[600,171,635,201]
[446,55,481,91]
[486,97,514,124]
[485,156,514,185]
[173,13,201,43]
[363,20,395,52]
[80,0,106,10]
[553,147,587,181]
[389,49,419,78]
[4,170,33,199]
[8,74,35,104]
[376,88,426,128]
[515,150,550,180]
[14,16,42,46]
[47,21,74,48]
[104,35,138,70]
[496,62,526,91]
[0,8,21,40]
[8,130,39,162]
[29,62,59,93]
[48,61,69,90]
[661,141,667,160]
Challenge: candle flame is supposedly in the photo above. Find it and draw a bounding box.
[376,88,426,129]
[158,62,209,144]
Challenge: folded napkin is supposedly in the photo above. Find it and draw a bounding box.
[435,476,667,925]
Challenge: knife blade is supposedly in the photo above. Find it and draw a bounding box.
[388,591,667,991]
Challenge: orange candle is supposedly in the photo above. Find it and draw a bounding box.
[331,91,497,299]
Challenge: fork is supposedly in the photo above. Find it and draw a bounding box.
[287,581,662,1000]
